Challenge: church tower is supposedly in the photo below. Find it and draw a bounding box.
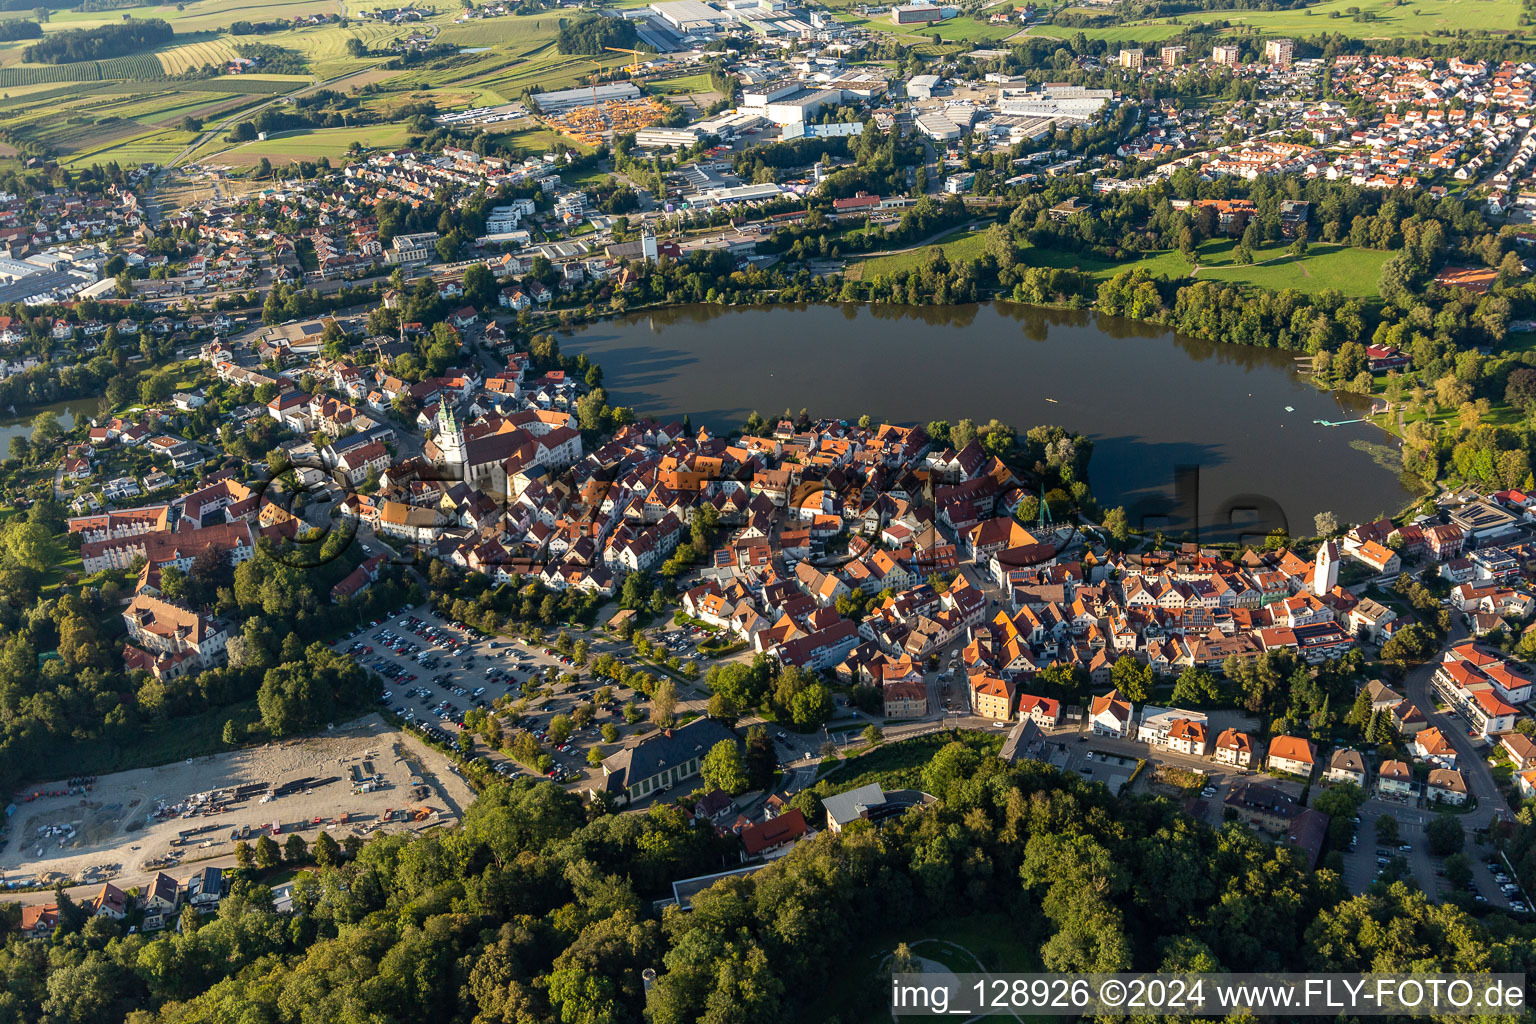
[1313,539,1339,597]
[436,402,466,472]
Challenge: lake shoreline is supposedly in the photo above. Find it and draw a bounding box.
[557,299,1421,541]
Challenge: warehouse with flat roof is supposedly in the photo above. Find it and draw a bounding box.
[532,82,642,113]
[649,0,729,31]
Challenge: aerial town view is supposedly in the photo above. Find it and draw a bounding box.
[3,0,1536,1017]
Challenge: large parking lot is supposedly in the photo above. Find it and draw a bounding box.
[343,606,826,795]
[345,607,740,787]
[1337,801,1527,911]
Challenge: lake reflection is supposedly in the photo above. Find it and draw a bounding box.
[562,302,1417,541]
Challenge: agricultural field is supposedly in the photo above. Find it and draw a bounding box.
[62,128,200,169]
[157,38,242,76]
[1027,0,1520,42]
[191,74,316,93]
[0,81,268,164]
[35,0,344,34]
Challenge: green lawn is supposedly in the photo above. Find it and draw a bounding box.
[1017,238,1389,297]
[847,226,992,279]
[819,730,1002,790]
[207,121,415,166]
[1018,242,1192,280]
[1028,0,1519,41]
[643,72,715,95]
[1193,240,1390,298]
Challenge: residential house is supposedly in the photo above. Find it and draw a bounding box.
[1426,767,1468,806]
[1213,728,1259,767]
[1378,759,1414,798]
[1324,748,1367,787]
[739,808,809,859]
[1089,689,1133,737]
[1266,735,1317,777]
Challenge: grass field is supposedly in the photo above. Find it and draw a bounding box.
[1028,0,1520,41]
[847,226,992,279]
[1015,238,1390,297]
[489,121,592,157]
[1016,240,1193,279]
[208,120,413,164]
[437,15,564,46]
[1193,240,1391,297]
[39,0,345,34]
[832,10,1017,50]
[642,72,715,95]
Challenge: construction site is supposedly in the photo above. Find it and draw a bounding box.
[543,97,672,147]
[0,715,475,895]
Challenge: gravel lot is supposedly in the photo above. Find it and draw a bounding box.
[2,715,475,892]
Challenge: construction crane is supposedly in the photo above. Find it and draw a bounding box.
[581,58,604,107]
[604,46,648,76]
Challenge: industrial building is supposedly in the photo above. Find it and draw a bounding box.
[634,125,703,148]
[914,110,964,141]
[531,82,643,114]
[997,84,1112,122]
[649,0,730,31]
[906,74,939,100]
[890,2,943,23]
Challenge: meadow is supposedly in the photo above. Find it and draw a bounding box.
[1015,238,1390,298]
[846,226,992,279]
[203,120,414,164]
[1027,0,1521,42]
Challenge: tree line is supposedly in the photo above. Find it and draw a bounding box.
[6,741,1535,1024]
[23,19,172,63]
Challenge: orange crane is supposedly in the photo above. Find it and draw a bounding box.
[604,46,649,76]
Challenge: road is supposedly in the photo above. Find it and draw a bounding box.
[1401,616,1507,826]
[163,72,359,171]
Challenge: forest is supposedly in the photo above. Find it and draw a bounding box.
[22,19,173,64]
[4,746,1535,1024]
[554,14,637,56]
[0,518,417,793]
[0,19,41,42]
